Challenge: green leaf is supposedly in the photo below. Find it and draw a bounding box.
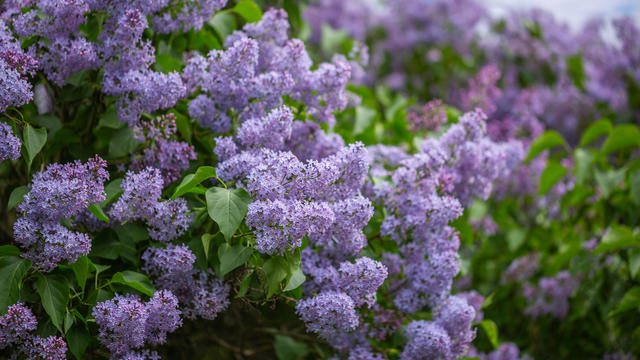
[7,185,29,211]
[610,287,640,316]
[478,319,499,349]
[209,11,237,40]
[64,311,74,333]
[67,324,90,360]
[218,243,253,278]
[206,187,251,242]
[573,149,593,185]
[236,270,253,298]
[526,130,566,162]
[109,127,138,158]
[22,125,47,170]
[579,118,612,147]
[0,256,31,313]
[283,266,305,292]
[630,169,640,206]
[594,167,627,198]
[321,23,349,54]
[111,271,155,296]
[88,203,109,223]
[201,234,214,261]
[274,335,309,360]
[354,106,376,135]
[100,178,123,206]
[629,249,640,280]
[96,106,123,130]
[601,124,640,154]
[173,111,192,141]
[156,53,182,73]
[172,166,217,199]
[506,228,526,252]
[539,161,568,195]
[0,245,20,257]
[595,226,639,254]
[232,0,263,23]
[264,257,288,298]
[36,274,69,332]
[71,256,91,292]
[115,224,149,244]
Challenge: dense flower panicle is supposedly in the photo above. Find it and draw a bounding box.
[117,350,162,360]
[132,114,196,184]
[0,20,36,111]
[142,246,230,320]
[237,106,293,150]
[151,0,227,34]
[184,9,351,126]
[458,64,502,114]
[459,290,485,322]
[469,343,533,360]
[21,335,68,360]
[407,99,448,132]
[0,303,37,348]
[14,156,108,271]
[0,122,20,161]
[337,257,388,307]
[93,291,181,356]
[435,295,477,357]
[296,291,360,340]
[110,168,192,242]
[286,121,344,161]
[400,320,453,360]
[36,37,97,86]
[523,270,578,318]
[502,252,541,283]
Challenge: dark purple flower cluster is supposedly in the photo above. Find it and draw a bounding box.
[0,302,67,359]
[14,156,108,271]
[183,9,351,129]
[93,290,182,358]
[132,113,197,184]
[110,167,192,242]
[142,245,230,320]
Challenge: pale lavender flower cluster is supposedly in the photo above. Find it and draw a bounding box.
[458,64,502,114]
[93,291,182,358]
[400,295,476,360]
[0,20,37,111]
[132,114,196,184]
[13,156,108,271]
[0,302,67,359]
[5,0,97,86]
[142,245,230,320]
[0,121,20,161]
[110,167,192,242]
[217,106,370,256]
[151,0,227,34]
[523,270,578,318]
[183,9,351,129]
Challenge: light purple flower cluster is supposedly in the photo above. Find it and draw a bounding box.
[151,0,227,34]
[0,302,67,359]
[93,290,182,358]
[0,121,20,161]
[0,20,37,111]
[132,113,196,184]
[183,9,351,129]
[217,106,370,256]
[458,64,502,114]
[400,295,476,360]
[523,270,578,319]
[502,252,541,284]
[142,244,230,320]
[407,99,448,132]
[13,156,108,271]
[110,167,192,242]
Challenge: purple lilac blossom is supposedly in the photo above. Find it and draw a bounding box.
[151,0,228,34]
[0,121,20,161]
[14,156,108,271]
[0,303,37,348]
[523,270,578,318]
[400,320,453,360]
[295,291,359,341]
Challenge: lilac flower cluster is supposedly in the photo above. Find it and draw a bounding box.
[400,295,476,360]
[142,244,230,320]
[0,302,67,359]
[93,291,182,358]
[217,106,370,256]
[0,121,20,161]
[13,156,108,271]
[0,20,36,111]
[110,167,192,242]
[183,9,351,129]
[132,113,196,184]
[522,270,578,318]
[407,99,448,132]
[151,0,228,34]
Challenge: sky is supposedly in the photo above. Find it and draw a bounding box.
[483,0,640,29]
